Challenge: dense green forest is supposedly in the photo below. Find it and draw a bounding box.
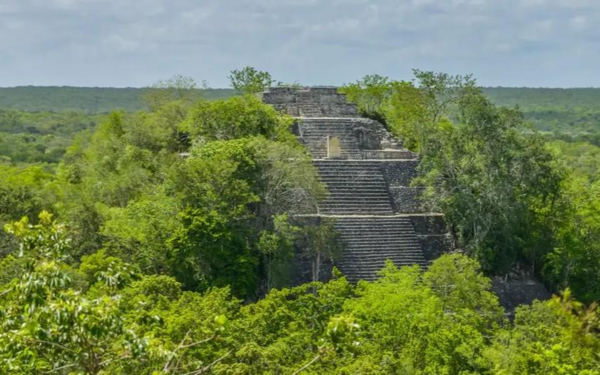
[0,86,234,113]
[2,86,599,167]
[4,87,600,139]
[0,69,599,373]
[483,88,600,144]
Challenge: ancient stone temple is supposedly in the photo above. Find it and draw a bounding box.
[261,87,450,283]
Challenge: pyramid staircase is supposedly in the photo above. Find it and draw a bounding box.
[314,160,393,215]
[335,217,427,282]
[262,87,430,282]
[300,118,363,159]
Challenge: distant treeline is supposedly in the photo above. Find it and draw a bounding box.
[1,86,600,146]
[0,86,234,113]
[483,87,600,143]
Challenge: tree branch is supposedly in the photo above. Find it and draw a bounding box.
[163,329,192,373]
[43,362,77,373]
[292,354,321,375]
[183,349,233,375]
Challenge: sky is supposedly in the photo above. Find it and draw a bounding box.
[0,0,599,88]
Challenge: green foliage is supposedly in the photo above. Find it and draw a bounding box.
[143,75,205,111]
[167,136,326,295]
[46,89,324,297]
[483,290,600,374]
[343,72,563,278]
[2,219,599,374]
[258,214,298,290]
[483,87,600,143]
[228,66,274,94]
[100,191,181,274]
[2,71,600,372]
[0,110,101,164]
[183,94,296,143]
[417,91,562,273]
[339,74,392,122]
[0,166,56,257]
[0,212,146,374]
[544,177,600,303]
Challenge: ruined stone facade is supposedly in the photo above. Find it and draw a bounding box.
[262,87,451,284]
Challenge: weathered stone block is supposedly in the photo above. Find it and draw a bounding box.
[417,234,452,261]
[381,160,419,186]
[409,215,447,234]
[389,186,423,213]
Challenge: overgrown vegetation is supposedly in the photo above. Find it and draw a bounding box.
[1,215,597,374]
[0,69,599,373]
[341,71,600,303]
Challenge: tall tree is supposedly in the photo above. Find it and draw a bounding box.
[228,67,274,95]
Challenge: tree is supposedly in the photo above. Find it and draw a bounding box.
[339,74,392,123]
[0,212,146,374]
[143,75,204,111]
[416,92,562,273]
[544,178,600,303]
[228,67,273,95]
[0,164,55,257]
[483,289,600,374]
[182,94,295,143]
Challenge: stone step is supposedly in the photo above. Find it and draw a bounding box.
[325,200,392,205]
[340,251,424,256]
[303,134,359,138]
[338,232,416,239]
[336,256,427,268]
[332,215,427,281]
[321,206,393,211]
[324,188,389,193]
[322,209,394,214]
[322,201,391,206]
[318,170,383,175]
[322,207,393,212]
[324,189,387,198]
[338,259,426,267]
[321,180,387,186]
[341,237,421,244]
[338,258,428,267]
[339,239,419,244]
[315,160,388,164]
[316,166,390,170]
[337,227,415,232]
[336,220,414,225]
[326,197,391,202]
[323,191,389,196]
[319,176,385,182]
[315,165,384,170]
[319,170,383,174]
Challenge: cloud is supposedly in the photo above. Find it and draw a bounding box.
[0,0,599,87]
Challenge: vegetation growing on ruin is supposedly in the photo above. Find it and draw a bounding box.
[0,69,599,373]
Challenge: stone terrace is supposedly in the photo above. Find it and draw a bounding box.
[262,87,449,283]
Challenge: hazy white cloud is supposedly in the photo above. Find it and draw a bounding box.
[569,16,588,30]
[0,0,599,87]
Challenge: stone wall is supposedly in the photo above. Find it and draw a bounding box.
[380,160,423,214]
[492,276,551,317]
[408,216,451,261]
[261,87,358,117]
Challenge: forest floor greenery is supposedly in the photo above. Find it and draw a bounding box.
[0,69,599,373]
